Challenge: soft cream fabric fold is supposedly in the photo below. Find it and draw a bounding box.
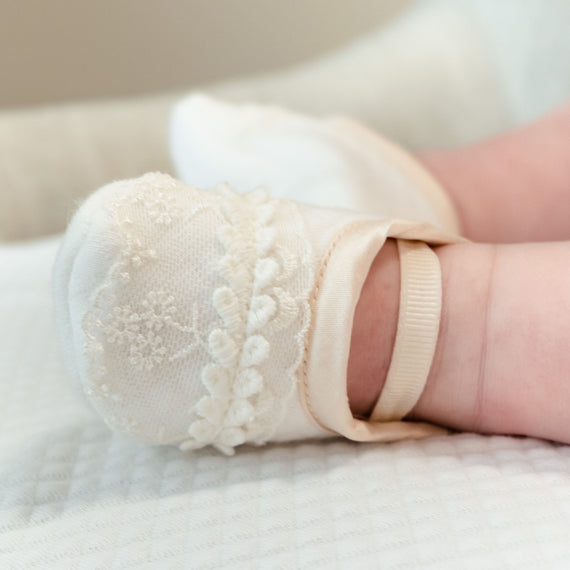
[301,218,463,443]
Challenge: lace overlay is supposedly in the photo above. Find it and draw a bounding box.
[80,173,313,454]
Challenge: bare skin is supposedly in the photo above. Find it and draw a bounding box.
[347,102,570,443]
[420,101,570,244]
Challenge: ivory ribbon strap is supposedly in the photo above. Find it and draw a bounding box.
[370,239,442,422]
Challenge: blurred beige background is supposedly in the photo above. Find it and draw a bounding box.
[0,0,410,108]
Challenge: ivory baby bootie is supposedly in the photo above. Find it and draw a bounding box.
[54,172,460,454]
[170,94,460,234]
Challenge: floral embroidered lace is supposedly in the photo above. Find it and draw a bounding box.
[69,173,313,454]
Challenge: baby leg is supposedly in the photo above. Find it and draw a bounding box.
[419,102,570,243]
[349,238,570,444]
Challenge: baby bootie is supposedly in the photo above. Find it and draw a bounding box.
[54,173,460,455]
[170,94,460,235]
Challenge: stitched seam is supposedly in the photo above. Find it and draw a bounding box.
[299,222,363,434]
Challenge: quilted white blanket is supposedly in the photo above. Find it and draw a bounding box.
[2,238,570,569]
[4,0,570,564]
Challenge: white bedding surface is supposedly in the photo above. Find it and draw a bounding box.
[2,238,570,569]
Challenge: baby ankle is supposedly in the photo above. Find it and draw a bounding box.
[347,238,400,418]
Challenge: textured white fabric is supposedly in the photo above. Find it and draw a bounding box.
[4,239,570,568]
